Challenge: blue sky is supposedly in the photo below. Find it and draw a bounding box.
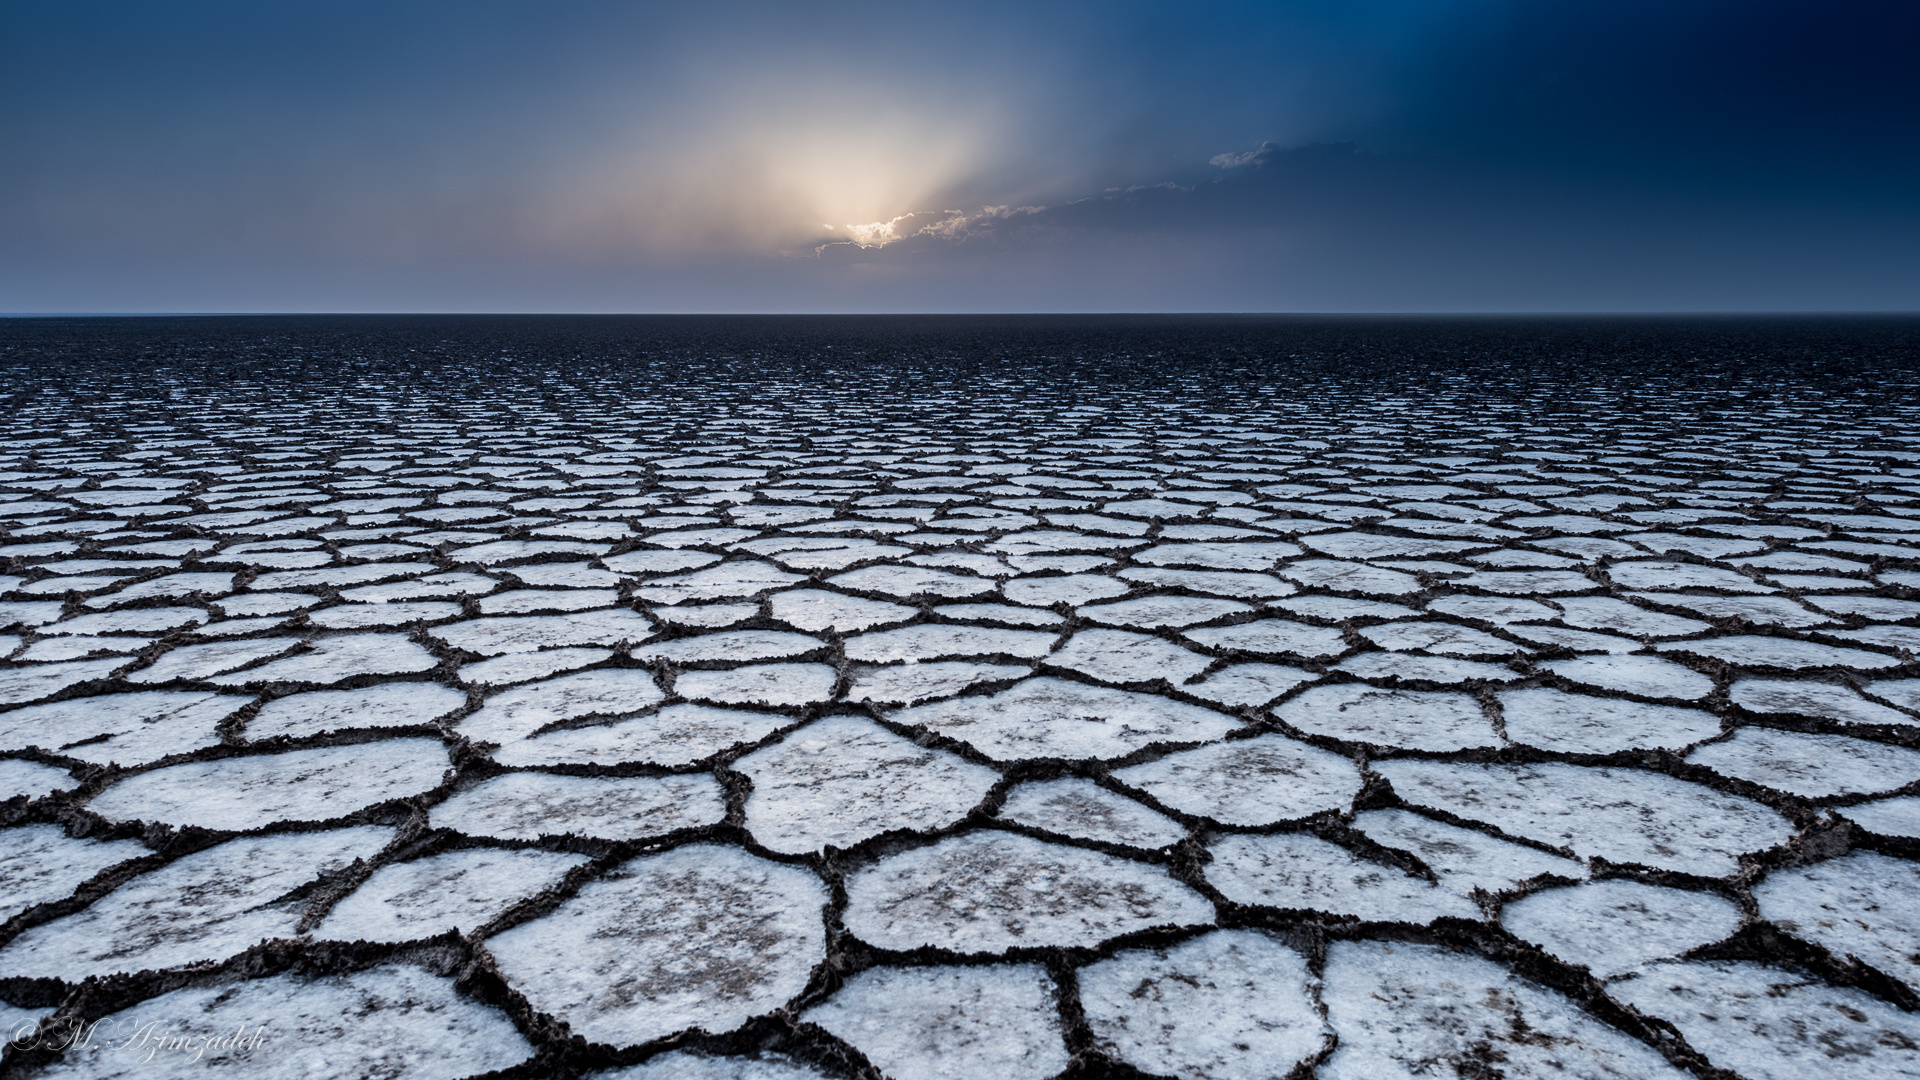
[2,1,1915,312]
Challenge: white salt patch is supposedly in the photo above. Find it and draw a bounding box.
[319,847,591,941]
[650,602,758,628]
[1303,533,1486,560]
[44,607,205,635]
[1730,678,1915,727]
[1275,684,1496,751]
[1499,688,1721,754]
[1183,618,1348,659]
[769,589,916,632]
[1115,566,1295,598]
[1181,662,1316,707]
[842,831,1210,952]
[1272,595,1419,620]
[846,661,1028,705]
[0,827,391,978]
[932,602,1064,627]
[307,601,461,628]
[803,964,1068,1080]
[493,703,788,768]
[1361,620,1517,657]
[1609,959,1920,1080]
[1505,624,1643,653]
[1001,574,1130,607]
[246,681,467,740]
[0,758,77,800]
[827,564,994,599]
[1375,760,1793,874]
[1114,734,1360,825]
[1351,809,1583,896]
[1049,628,1211,684]
[460,647,611,686]
[1207,832,1480,922]
[675,663,837,706]
[594,1051,831,1079]
[0,824,148,922]
[1133,541,1302,570]
[996,777,1186,847]
[1281,559,1421,596]
[432,771,726,841]
[737,716,998,853]
[125,639,295,684]
[1687,727,1920,797]
[460,668,664,744]
[1541,655,1714,700]
[212,633,440,686]
[1427,594,1559,624]
[1318,940,1690,1080]
[847,624,1055,662]
[340,572,496,602]
[1079,595,1253,629]
[478,589,618,615]
[1755,850,1920,990]
[1657,635,1900,670]
[509,562,624,588]
[888,676,1242,761]
[431,609,654,656]
[485,844,826,1046]
[89,737,448,830]
[1610,561,1771,592]
[634,630,824,664]
[634,561,804,604]
[1335,652,1517,683]
[602,549,723,575]
[1502,879,1742,976]
[1080,930,1327,1080]
[1634,593,1833,628]
[1552,596,1712,637]
[1843,796,1920,838]
[0,690,241,764]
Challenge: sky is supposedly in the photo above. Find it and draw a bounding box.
[2,0,1916,313]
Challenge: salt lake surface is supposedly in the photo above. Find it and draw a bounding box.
[0,315,1917,1078]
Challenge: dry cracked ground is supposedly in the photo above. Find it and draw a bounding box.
[2,338,1920,1079]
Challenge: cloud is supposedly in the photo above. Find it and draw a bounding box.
[1209,142,1279,169]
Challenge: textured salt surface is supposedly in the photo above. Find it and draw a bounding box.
[3,333,1918,1077]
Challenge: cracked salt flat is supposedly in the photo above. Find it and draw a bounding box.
[1375,760,1794,873]
[244,680,466,739]
[736,716,998,853]
[1500,879,1744,976]
[1608,959,1920,1080]
[1182,618,1349,658]
[842,623,1055,661]
[485,843,826,1046]
[1049,628,1212,684]
[801,964,1069,1080]
[1687,726,1920,797]
[674,662,837,705]
[490,702,789,767]
[1079,930,1328,1080]
[887,675,1243,760]
[0,827,391,978]
[1277,683,1496,750]
[1320,940,1691,1079]
[35,964,533,1079]
[1207,831,1482,921]
[318,847,592,941]
[88,737,449,830]
[845,660,1029,704]
[995,777,1187,847]
[1499,687,1723,754]
[1350,808,1584,896]
[0,689,240,764]
[842,831,1211,951]
[1753,851,1920,990]
[1114,733,1360,825]
[431,771,726,840]
[0,824,147,923]
[1539,654,1716,700]
[459,668,664,745]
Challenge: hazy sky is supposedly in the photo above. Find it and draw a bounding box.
[3,1,1915,312]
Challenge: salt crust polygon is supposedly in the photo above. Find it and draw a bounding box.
[0,690,240,764]
[1539,654,1714,700]
[1207,832,1480,921]
[88,738,449,831]
[601,549,722,576]
[432,771,726,841]
[1350,808,1584,896]
[246,681,467,740]
[845,661,1029,705]
[485,844,827,1046]
[1359,620,1517,657]
[1182,618,1349,658]
[1115,566,1295,597]
[769,589,916,632]
[460,668,664,745]
[32,963,534,1080]
[1079,930,1327,1080]
[1114,734,1360,825]
[431,610,654,656]
[1551,596,1711,637]
[842,831,1211,952]
[931,602,1064,626]
[477,589,617,615]
[1657,635,1901,670]
[0,827,392,978]
[1281,559,1420,596]
[492,702,789,767]
[888,675,1242,761]
[1374,760,1793,874]
[651,603,758,629]
[460,646,612,685]
[592,1051,832,1079]
[1506,624,1642,653]
[1133,541,1302,570]
[209,633,441,686]
[736,716,999,854]
[1499,687,1722,754]
[125,639,295,684]
[1730,678,1916,727]
[843,624,1056,662]
[1500,879,1744,976]
[1843,796,1920,838]
[996,777,1187,848]
[0,758,78,800]
[633,630,824,664]
[1426,594,1558,624]
[1334,651,1515,684]
[319,847,591,941]
[1753,851,1920,990]
[826,564,994,599]
[1181,662,1316,707]
[674,663,837,706]
[1686,727,1920,797]
[1607,959,1920,1080]
[1078,595,1254,629]
[802,964,1069,1080]
[1048,628,1211,684]
[0,824,148,923]
[1318,940,1691,1080]
[1276,683,1495,751]
[1000,574,1130,607]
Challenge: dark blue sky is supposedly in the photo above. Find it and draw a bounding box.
[3,1,1915,312]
